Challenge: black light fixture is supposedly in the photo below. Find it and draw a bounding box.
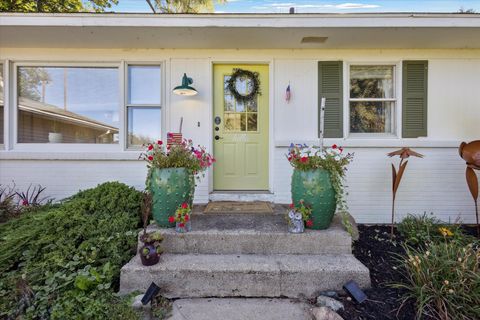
[141,282,160,305]
[173,73,198,96]
[343,280,367,303]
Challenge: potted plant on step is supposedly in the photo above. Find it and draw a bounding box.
[140,135,215,227]
[287,144,353,230]
[169,202,192,233]
[286,200,313,233]
[139,231,163,266]
[138,191,163,266]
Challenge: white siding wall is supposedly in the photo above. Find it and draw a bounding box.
[1,48,479,223]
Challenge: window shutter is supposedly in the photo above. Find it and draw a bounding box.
[318,61,343,138]
[402,61,428,138]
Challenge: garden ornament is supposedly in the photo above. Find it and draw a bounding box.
[287,209,305,233]
[459,140,480,235]
[387,148,424,236]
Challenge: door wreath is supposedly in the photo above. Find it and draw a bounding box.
[226,68,261,104]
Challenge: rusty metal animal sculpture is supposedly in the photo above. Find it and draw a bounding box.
[387,148,424,236]
[459,141,480,235]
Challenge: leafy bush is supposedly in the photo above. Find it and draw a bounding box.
[0,182,142,319]
[395,239,480,320]
[398,213,466,245]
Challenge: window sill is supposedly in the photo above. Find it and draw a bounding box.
[0,151,142,161]
[275,138,462,148]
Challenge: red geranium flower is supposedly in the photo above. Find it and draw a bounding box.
[181,202,188,209]
[306,220,314,228]
[179,223,185,228]
[148,156,154,161]
[21,200,29,206]
[289,203,295,209]
[332,144,338,149]
[168,216,175,223]
[148,144,154,151]
[300,157,308,163]
[157,140,163,145]
[339,147,343,153]
[184,214,190,222]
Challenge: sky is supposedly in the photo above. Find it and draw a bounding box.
[113,0,480,13]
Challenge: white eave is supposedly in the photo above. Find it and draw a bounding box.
[1,12,480,49]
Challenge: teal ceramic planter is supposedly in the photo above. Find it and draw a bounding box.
[148,168,195,227]
[291,168,337,230]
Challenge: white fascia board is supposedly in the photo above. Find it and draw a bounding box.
[1,13,480,28]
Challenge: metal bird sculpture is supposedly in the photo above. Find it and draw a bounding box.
[459,141,480,235]
[388,148,424,237]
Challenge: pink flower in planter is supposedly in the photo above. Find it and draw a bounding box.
[306,220,314,228]
[157,140,163,145]
[300,157,308,163]
[185,214,190,222]
[148,144,154,151]
[148,156,154,161]
[289,203,295,209]
[181,203,189,209]
[332,144,338,149]
[179,223,185,228]
[168,216,175,223]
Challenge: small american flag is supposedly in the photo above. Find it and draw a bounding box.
[167,132,183,146]
[285,84,291,103]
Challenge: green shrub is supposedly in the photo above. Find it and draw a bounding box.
[398,213,466,245]
[0,182,142,319]
[395,239,480,320]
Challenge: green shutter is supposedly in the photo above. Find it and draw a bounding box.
[402,61,428,138]
[318,61,343,138]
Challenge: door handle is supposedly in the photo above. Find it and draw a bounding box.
[215,135,223,140]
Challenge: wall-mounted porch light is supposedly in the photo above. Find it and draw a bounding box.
[173,73,198,96]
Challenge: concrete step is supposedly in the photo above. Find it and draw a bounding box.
[120,253,370,298]
[141,214,352,255]
[167,298,313,320]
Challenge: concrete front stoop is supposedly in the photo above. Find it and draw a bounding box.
[120,211,370,300]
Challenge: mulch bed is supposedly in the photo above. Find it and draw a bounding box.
[337,225,417,320]
[337,225,479,320]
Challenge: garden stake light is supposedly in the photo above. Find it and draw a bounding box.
[459,140,480,235]
[387,148,424,237]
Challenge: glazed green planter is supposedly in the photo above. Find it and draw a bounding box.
[148,167,195,227]
[291,168,337,230]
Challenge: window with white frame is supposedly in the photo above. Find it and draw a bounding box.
[126,65,162,148]
[17,66,120,144]
[0,63,4,144]
[349,65,396,134]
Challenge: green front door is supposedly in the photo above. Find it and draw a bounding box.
[213,64,269,190]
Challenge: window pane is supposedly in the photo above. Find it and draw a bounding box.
[128,66,161,105]
[350,66,394,99]
[18,67,119,144]
[224,113,246,132]
[350,101,393,133]
[0,64,3,144]
[224,94,235,112]
[224,113,241,131]
[128,107,161,147]
[247,113,257,131]
[236,101,245,112]
[246,100,257,112]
